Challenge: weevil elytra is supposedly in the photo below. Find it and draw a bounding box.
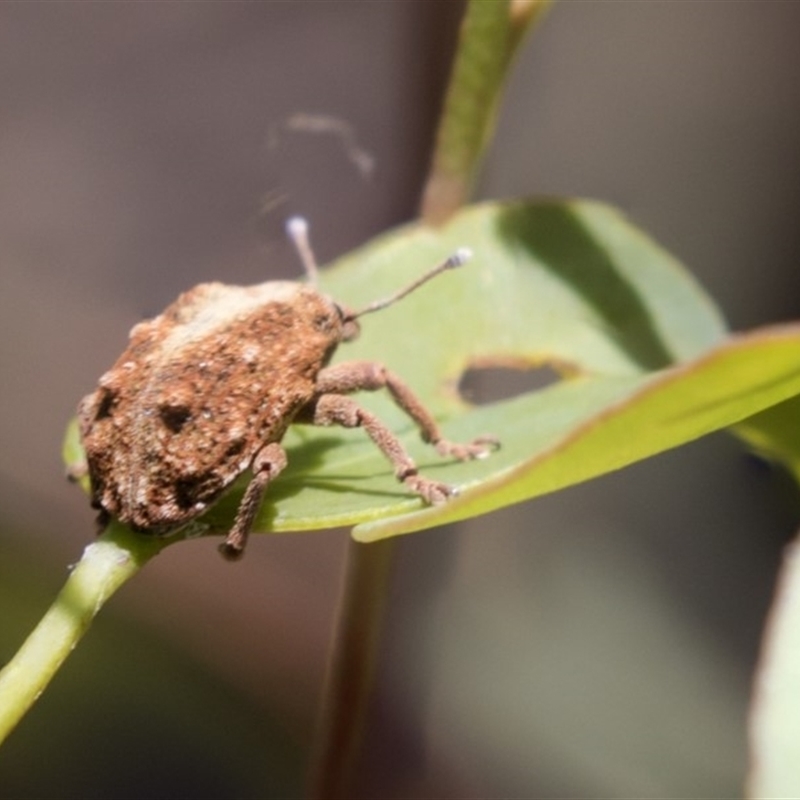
[75,218,498,560]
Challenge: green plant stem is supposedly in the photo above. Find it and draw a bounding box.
[0,523,164,744]
[306,538,397,800]
[420,0,551,225]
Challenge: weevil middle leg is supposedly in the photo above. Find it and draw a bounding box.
[313,360,498,459]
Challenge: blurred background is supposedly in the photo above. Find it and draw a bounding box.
[2,2,800,797]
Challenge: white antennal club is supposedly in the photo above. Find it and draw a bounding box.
[285,216,319,285]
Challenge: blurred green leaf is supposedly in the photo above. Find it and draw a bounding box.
[748,541,800,797]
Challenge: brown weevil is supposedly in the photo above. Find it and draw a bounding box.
[75,218,498,560]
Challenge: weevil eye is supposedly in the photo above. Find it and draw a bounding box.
[312,312,337,333]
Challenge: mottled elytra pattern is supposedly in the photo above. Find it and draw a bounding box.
[77,247,497,560]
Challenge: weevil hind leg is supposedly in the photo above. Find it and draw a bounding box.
[298,393,455,505]
[219,442,288,561]
[314,361,499,459]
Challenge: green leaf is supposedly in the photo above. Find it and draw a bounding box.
[204,199,733,539]
[66,200,800,545]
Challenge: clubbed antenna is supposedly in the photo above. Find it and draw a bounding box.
[286,216,319,285]
[354,247,472,318]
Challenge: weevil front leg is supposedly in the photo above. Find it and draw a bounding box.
[219,442,288,561]
[314,361,499,459]
[298,393,455,504]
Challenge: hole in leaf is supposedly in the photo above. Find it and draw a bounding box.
[458,362,563,405]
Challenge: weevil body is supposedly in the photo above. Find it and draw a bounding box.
[77,220,496,559]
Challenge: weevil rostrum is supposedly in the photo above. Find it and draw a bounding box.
[75,218,498,560]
